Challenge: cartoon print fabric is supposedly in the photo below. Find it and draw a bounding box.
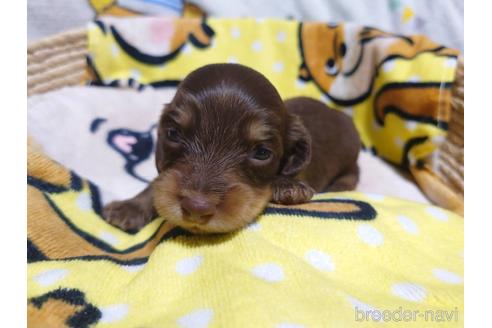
[27,86,178,204]
[87,17,459,168]
[27,139,463,327]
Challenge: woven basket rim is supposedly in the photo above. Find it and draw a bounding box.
[28,28,87,49]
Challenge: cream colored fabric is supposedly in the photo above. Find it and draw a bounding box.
[28,86,174,203]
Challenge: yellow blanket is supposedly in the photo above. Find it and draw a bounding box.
[28,17,463,327]
[28,142,463,327]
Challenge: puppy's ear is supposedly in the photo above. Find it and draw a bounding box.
[280,113,312,176]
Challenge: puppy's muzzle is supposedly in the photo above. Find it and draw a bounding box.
[180,195,216,224]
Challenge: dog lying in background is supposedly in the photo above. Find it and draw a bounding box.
[103,64,360,233]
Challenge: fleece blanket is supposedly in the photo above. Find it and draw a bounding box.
[27,18,463,327]
[28,141,463,327]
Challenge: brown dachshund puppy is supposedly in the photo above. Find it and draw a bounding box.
[103,64,360,233]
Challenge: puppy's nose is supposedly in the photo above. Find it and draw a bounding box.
[180,196,216,224]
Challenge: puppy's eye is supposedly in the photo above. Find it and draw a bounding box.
[166,127,180,143]
[252,146,272,161]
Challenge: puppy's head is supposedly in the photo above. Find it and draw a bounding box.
[153,64,311,233]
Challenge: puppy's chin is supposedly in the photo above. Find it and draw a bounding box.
[152,171,272,234]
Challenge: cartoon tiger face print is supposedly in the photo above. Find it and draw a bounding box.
[298,23,459,106]
[299,23,346,92]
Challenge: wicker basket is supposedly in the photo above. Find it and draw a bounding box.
[27,29,87,97]
[27,29,465,214]
[410,56,464,215]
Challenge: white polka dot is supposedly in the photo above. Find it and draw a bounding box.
[273,61,284,72]
[252,40,263,52]
[231,27,240,39]
[100,231,119,246]
[365,193,385,201]
[357,224,384,246]
[391,283,427,302]
[426,207,448,221]
[227,56,238,64]
[408,75,421,82]
[432,268,462,284]
[178,309,213,328]
[182,43,192,54]
[122,264,145,273]
[76,192,92,211]
[382,61,395,72]
[210,39,217,48]
[276,31,287,42]
[252,263,284,282]
[255,18,266,23]
[247,222,261,231]
[276,323,305,328]
[34,269,69,286]
[444,57,457,68]
[398,215,419,234]
[405,121,418,130]
[295,79,307,89]
[459,250,464,258]
[347,296,382,321]
[394,136,404,147]
[176,255,203,276]
[111,44,120,57]
[305,250,335,272]
[100,304,129,323]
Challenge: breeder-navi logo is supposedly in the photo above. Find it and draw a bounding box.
[355,306,459,322]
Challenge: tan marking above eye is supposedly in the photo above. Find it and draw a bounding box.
[169,107,192,128]
[247,119,271,142]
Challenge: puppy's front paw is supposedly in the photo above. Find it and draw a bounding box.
[271,177,315,205]
[103,200,153,232]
